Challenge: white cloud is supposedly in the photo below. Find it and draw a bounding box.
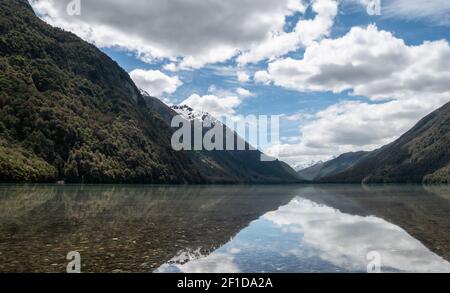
[237,0,338,64]
[283,136,302,143]
[237,71,250,83]
[384,0,450,26]
[130,69,182,97]
[254,71,273,85]
[31,0,307,68]
[179,86,253,117]
[163,63,178,72]
[271,98,448,166]
[262,25,450,166]
[236,88,254,97]
[181,94,242,117]
[263,25,450,100]
[283,112,314,121]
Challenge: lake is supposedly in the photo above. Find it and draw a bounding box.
[0,184,449,273]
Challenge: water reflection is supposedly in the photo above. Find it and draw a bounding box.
[156,196,450,273]
[0,184,449,273]
[0,185,295,272]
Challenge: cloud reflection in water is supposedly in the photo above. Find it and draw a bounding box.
[156,197,450,273]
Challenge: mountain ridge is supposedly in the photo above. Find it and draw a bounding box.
[297,151,369,181]
[141,92,302,184]
[321,102,450,184]
[0,0,300,184]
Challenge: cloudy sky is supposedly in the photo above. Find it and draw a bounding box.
[30,0,450,168]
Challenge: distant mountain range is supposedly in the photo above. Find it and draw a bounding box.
[297,151,369,181]
[298,102,450,184]
[0,0,300,184]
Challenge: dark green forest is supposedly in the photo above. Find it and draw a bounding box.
[0,0,204,183]
[0,0,300,184]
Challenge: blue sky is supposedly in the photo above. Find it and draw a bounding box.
[31,0,450,168]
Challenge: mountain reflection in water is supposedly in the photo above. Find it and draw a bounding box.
[0,185,449,273]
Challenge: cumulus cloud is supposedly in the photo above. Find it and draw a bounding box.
[30,0,307,68]
[238,0,338,64]
[180,86,255,117]
[181,94,242,117]
[130,69,182,97]
[262,25,450,100]
[254,71,273,85]
[262,25,450,166]
[237,71,250,83]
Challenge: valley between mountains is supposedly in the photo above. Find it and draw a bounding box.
[0,0,449,184]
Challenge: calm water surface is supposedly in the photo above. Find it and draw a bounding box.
[0,185,449,273]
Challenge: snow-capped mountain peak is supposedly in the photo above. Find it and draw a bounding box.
[171,105,221,126]
[139,89,152,97]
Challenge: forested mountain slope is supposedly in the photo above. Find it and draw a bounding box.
[0,0,300,184]
[322,102,450,184]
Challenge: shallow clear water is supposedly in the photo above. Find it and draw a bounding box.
[0,184,449,273]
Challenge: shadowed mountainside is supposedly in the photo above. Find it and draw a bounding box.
[297,151,369,181]
[321,102,450,184]
[0,0,299,184]
[143,92,301,184]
